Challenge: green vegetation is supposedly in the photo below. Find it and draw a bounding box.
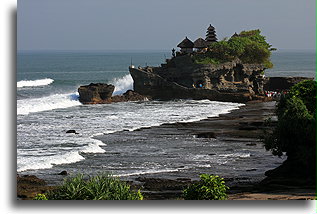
[263,80,316,171]
[33,193,48,200]
[183,174,229,200]
[193,29,274,68]
[44,174,143,200]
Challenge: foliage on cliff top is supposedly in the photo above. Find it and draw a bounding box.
[193,29,275,68]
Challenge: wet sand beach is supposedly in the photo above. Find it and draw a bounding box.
[18,100,315,200]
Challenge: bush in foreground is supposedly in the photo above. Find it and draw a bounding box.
[263,80,316,175]
[43,174,143,200]
[183,174,229,200]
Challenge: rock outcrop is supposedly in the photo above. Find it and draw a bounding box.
[111,90,150,102]
[129,55,266,103]
[78,83,115,104]
[263,77,313,91]
[78,83,149,104]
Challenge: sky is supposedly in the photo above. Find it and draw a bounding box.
[17,0,316,51]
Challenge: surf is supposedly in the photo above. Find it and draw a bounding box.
[17,92,81,115]
[111,74,133,95]
[17,78,54,88]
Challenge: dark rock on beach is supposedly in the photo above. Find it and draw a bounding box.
[58,171,68,175]
[66,130,77,134]
[17,174,55,200]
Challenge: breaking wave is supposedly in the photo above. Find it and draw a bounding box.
[17,78,54,88]
[111,74,133,95]
[17,93,81,115]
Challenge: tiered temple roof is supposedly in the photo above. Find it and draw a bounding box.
[177,37,194,48]
[205,24,217,44]
[193,38,208,48]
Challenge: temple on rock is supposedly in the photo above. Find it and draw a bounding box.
[128,24,302,103]
[177,37,194,54]
[205,24,217,44]
[177,24,217,54]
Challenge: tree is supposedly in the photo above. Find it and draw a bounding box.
[263,80,316,176]
[193,29,274,68]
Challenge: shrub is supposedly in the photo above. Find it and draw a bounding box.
[263,80,316,172]
[183,174,229,200]
[288,80,316,114]
[46,174,143,200]
[33,193,48,200]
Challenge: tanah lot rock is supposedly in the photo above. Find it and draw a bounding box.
[129,56,266,103]
[78,83,115,104]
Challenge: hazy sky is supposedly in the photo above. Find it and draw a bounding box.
[17,0,316,51]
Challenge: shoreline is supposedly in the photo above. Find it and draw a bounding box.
[17,101,315,200]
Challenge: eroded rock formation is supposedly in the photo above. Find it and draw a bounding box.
[78,84,149,104]
[78,83,115,104]
[129,55,266,103]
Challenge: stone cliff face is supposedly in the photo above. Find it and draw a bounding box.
[129,55,266,103]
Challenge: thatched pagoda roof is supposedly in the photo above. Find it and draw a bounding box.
[207,24,215,31]
[193,38,208,48]
[177,37,194,48]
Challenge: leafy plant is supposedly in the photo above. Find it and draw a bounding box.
[46,174,143,200]
[183,174,229,200]
[262,80,316,172]
[33,193,48,200]
[288,80,316,114]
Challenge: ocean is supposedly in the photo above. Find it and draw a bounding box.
[17,50,315,184]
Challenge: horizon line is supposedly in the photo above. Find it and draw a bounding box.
[17,48,316,53]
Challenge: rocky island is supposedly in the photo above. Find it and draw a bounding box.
[129,25,311,103]
[78,26,311,105]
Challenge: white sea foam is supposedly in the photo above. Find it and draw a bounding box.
[80,139,106,153]
[219,153,251,158]
[17,78,54,88]
[111,74,133,95]
[17,151,85,172]
[17,99,244,172]
[116,168,180,177]
[17,93,81,115]
[17,139,107,172]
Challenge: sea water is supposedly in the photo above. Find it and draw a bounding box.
[17,50,315,182]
